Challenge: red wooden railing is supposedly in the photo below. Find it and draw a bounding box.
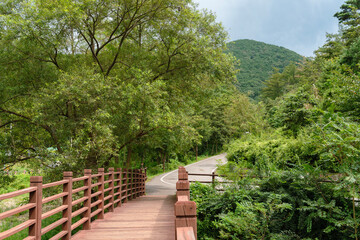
[175,167,197,240]
[188,170,218,184]
[0,168,146,240]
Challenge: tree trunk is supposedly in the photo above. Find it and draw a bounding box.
[195,144,198,162]
[85,148,98,169]
[162,151,166,173]
[117,149,121,166]
[126,147,132,169]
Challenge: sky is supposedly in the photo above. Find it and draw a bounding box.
[193,0,344,57]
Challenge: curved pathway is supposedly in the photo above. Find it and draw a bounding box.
[146,153,227,195]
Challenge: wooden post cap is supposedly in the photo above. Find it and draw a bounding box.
[117,168,122,171]
[175,201,197,217]
[84,169,92,174]
[98,168,104,173]
[30,176,43,183]
[109,167,114,172]
[63,171,73,177]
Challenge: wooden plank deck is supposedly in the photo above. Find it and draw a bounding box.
[72,195,176,240]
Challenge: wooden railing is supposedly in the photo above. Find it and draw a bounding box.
[0,168,146,240]
[175,167,197,240]
[188,170,218,184]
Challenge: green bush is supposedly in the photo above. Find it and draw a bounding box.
[225,132,312,175]
[191,170,359,240]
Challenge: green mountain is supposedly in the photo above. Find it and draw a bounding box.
[227,39,303,99]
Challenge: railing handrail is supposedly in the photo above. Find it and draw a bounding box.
[187,172,219,177]
[187,170,233,185]
[0,167,147,240]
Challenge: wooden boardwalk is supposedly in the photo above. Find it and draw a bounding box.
[72,195,176,240]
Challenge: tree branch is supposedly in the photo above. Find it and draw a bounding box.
[0,120,25,128]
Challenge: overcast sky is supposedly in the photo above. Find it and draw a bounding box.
[193,0,343,56]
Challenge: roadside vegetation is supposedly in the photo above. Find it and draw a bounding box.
[191,1,360,239]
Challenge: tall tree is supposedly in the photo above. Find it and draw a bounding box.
[0,0,236,172]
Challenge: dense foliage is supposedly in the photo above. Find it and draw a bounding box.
[0,0,253,180]
[192,1,360,239]
[227,39,303,99]
[192,169,360,240]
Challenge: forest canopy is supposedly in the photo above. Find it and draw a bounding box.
[0,0,241,177]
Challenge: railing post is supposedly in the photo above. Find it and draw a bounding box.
[133,169,136,199]
[175,201,197,239]
[175,167,197,240]
[117,168,122,207]
[177,167,190,199]
[109,167,115,212]
[98,168,105,219]
[212,170,215,187]
[123,169,128,203]
[83,169,92,230]
[29,176,43,240]
[144,168,147,194]
[129,169,134,200]
[141,168,145,196]
[63,171,73,240]
[136,169,140,197]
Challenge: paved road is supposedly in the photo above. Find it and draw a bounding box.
[146,153,227,195]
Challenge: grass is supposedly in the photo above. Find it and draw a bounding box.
[0,164,129,239]
[0,187,86,239]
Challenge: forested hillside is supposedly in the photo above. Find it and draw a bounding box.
[227,39,303,99]
[192,1,360,239]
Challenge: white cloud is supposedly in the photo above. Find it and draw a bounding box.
[193,0,343,56]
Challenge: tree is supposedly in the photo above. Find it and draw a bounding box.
[260,63,299,101]
[0,0,236,173]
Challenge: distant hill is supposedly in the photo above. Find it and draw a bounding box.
[227,39,303,99]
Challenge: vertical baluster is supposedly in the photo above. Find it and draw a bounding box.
[127,169,132,200]
[131,169,135,199]
[143,168,146,195]
[63,171,73,240]
[135,169,139,198]
[109,168,114,212]
[123,169,128,203]
[117,168,122,207]
[98,168,105,219]
[140,168,144,196]
[29,176,43,240]
[83,169,92,230]
[139,169,141,197]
